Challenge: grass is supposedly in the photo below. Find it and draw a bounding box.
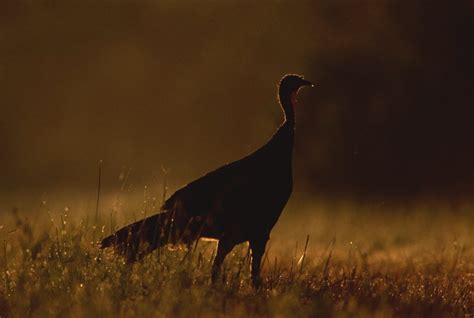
[0,196,473,317]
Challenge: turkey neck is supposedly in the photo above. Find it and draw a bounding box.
[279,89,295,126]
[275,89,295,166]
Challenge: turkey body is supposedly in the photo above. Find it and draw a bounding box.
[166,120,294,243]
[100,74,312,287]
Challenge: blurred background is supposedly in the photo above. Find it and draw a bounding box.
[1,0,473,212]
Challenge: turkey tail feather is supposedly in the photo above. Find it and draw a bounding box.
[100,212,173,262]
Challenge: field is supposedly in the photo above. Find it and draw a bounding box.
[0,195,473,317]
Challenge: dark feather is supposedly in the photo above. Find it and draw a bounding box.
[100,74,312,286]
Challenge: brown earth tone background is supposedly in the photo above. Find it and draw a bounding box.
[1,0,473,209]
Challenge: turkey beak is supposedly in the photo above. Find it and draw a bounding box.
[303,79,314,88]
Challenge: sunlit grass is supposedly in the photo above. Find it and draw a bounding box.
[1,199,473,317]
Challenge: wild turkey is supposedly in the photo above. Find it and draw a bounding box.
[100,74,313,286]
